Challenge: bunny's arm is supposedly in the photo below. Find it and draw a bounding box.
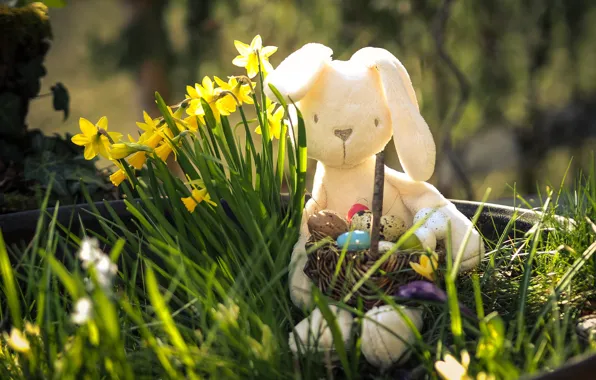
[385,167,484,272]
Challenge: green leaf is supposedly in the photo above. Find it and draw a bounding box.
[47,255,80,299]
[0,231,22,330]
[51,82,70,120]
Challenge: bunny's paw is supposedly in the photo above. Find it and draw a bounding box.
[289,306,354,354]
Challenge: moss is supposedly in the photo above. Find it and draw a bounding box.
[0,2,52,69]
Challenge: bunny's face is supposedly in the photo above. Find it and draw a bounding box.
[296,62,393,168]
[265,43,436,181]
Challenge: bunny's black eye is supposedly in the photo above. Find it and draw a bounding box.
[314,114,319,123]
[374,118,380,127]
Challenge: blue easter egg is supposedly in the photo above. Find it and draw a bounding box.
[336,230,371,251]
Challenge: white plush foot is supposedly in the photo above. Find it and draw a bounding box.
[289,250,314,309]
[289,306,354,354]
[361,305,423,370]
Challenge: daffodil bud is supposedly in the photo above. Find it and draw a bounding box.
[110,142,153,160]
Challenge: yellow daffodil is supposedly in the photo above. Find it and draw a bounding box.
[109,168,127,187]
[186,76,232,121]
[4,328,30,353]
[109,143,137,160]
[136,111,159,135]
[181,187,217,213]
[71,117,122,160]
[124,129,164,169]
[165,106,188,132]
[435,353,470,380]
[185,97,206,129]
[232,35,277,78]
[214,76,255,113]
[410,251,439,281]
[255,99,285,140]
[24,322,40,336]
[127,152,146,170]
[154,142,173,162]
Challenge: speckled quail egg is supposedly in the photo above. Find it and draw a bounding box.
[350,210,373,232]
[307,210,349,239]
[379,215,407,242]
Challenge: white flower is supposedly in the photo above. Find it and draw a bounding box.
[435,353,470,380]
[79,238,103,268]
[77,238,118,292]
[71,298,93,325]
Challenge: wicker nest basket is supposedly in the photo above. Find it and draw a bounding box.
[304,235,445,311]
[302,150,446,311]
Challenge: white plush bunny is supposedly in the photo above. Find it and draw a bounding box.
[264,43,485,369]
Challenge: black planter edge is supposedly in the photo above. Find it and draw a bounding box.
[0,196,571,247]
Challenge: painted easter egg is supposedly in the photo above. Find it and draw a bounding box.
[350,210,373,232]
[336,230,371,251]
[347,203,369,222]
[307,210,349,239]
[379,215,407,242]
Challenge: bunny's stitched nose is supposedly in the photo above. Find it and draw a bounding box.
[334,128,353,142]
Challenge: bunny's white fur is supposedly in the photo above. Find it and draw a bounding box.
[265,43,484,369]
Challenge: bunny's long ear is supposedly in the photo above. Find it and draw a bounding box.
[264,43,333,103]
[351,48,435,182]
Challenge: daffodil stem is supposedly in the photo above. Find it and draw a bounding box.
[99,129,116,144]
[369,150,385,260]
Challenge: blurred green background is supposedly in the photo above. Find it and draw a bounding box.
[28,0,596,201]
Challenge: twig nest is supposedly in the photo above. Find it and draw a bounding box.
[414,226,437,251]
[350,210,372,232]
[379,215,407,242]
[307,210,349,240]
[361,305,423,369]
[289,306,354,354]
[413,208,449,240]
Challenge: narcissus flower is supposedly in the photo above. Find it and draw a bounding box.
[4,328,30,353]
[136,111,159,135]
[182,187,217,213]
[71,298,93,325]
[214,76,255,112]
[109,168,127,186]
[232,35,277,78]
[24,322,40,336]
[154,142,173,162]
[187,76,232,121]
[71,117,122,160]
[109,142,149,160]
[255,99,284,140]
[435,353,471,380]
[409,251,439,281]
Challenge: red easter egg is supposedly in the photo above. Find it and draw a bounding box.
[347,203,369,222]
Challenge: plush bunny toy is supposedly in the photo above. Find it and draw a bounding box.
[264,43,485,369]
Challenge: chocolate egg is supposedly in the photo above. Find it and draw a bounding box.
[379,215,407,242]
[307,210,349,240]
[350,210,373,232]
